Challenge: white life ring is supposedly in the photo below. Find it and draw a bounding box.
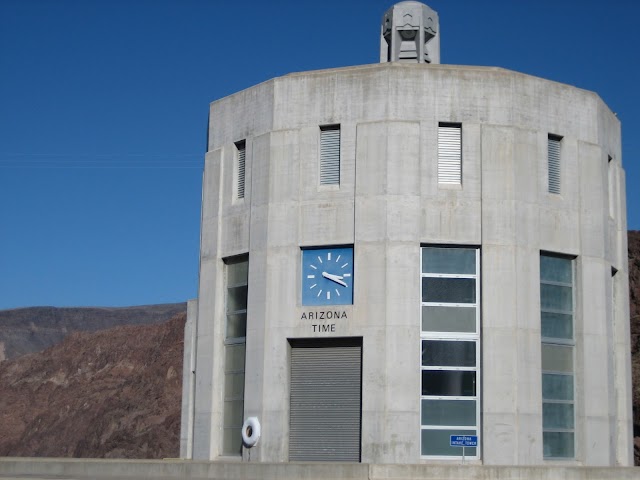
[241,417,261,447]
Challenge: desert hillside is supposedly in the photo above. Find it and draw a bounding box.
[628,230,640,465]
[0,313,185,458]
[0,303,186,362]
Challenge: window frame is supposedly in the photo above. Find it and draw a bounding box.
[420,246,481,460]
[221,254,248,456]
[540,252,576,460]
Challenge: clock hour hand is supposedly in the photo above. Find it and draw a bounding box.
[322,271,347,287]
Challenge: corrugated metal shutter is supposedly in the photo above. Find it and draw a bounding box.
[548,135,561,194]
[289,340,361,462]
[320,126,340,185]
[236,141,246,199]
[438,124,461,184]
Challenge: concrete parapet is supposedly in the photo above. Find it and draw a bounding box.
[0,458,638,480]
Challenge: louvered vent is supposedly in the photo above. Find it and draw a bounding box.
[548,135,561,194]
[320,126,340,185]
[438,124,462,184]
[235,140,246,199]
[289,340,362,462]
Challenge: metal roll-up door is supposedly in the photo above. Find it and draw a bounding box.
[289,338,362,462]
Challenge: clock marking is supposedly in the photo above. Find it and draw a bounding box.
[302,247,353,306]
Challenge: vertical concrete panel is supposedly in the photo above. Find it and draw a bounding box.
[180,299,199,459]
[356,121,421,463]
[613,271,633,465]
[578,142,607,259]
[193,150,225,460]
[478,125,519,465]
[242,132,272,462]
[481,126,544,465]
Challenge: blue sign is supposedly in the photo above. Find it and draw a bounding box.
[450,435,478,447]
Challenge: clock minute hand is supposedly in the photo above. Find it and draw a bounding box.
[322,271,347,287]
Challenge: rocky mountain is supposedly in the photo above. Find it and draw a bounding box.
[627,230,640,463]
[0,303,186,362]
[0,313,185,458]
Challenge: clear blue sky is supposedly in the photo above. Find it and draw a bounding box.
[1,0,638,309]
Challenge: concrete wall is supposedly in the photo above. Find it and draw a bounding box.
[185,63,631,466]
[1,458,639,480]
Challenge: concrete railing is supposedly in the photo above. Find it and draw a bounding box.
[0,458,638,480]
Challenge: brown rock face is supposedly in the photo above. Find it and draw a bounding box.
[629,230,640,465]
[0,313,185,458]
[0,303,186,362]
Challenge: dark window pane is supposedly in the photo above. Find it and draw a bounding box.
[227,286,248,313]
[543,402,574,429]
[422,248,476,274]
[540,284,572,312]
[541,312,573,339]
[227,260,248,286]
[422,370,476,396]
[422,340,476,367]
[540,255,572,284]
[225,343,246,371]
[226,313,247,339]
[422,278,476,304]
[543,431,574,458]
[542,373,573,401]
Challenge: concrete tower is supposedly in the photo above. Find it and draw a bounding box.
[181,1,632,469]
[380,1,440,64]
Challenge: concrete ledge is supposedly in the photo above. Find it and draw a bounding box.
[0,458,638,480]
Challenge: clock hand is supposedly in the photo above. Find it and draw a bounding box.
[322,271,347,287]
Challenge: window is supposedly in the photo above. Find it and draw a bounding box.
[608,155,615,218]
[438,123,462,185]
[420,247,480,458]
[235,140,246,199]
[320,125,340,185]
[222,255,248,455]
[548,134,562,194]
[540,253,574,459]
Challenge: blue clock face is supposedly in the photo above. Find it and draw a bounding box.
[302,247,354,306]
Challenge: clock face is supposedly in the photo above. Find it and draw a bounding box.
[302,247,354,306]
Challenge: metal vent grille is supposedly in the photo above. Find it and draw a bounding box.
[289,341,361,462]
[236,141,246,199]
[438,124,461,184]
[548,135,561,194]
[320,126,340,185]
